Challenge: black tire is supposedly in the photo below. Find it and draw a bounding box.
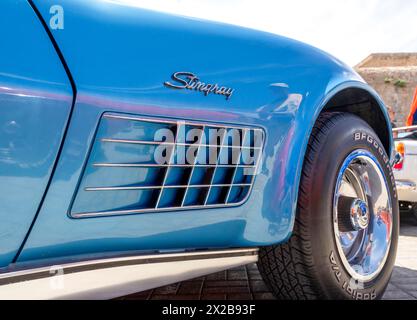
[258,112,399,300]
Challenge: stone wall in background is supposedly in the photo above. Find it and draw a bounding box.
[355,53,417,127]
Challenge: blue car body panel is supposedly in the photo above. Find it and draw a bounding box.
[0,0,392,267]
[0,0,73,268]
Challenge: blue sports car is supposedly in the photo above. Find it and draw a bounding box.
[0,0,398,299]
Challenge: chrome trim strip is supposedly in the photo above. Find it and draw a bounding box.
[393,125,417,133]
[71,200,251,218]
[85,183,252,192]
[0,249,258,300]
[103,113,264,132]
[101,138,261,150]
[92,163,256,168]
[395,180,417,191]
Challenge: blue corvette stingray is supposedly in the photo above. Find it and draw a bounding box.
[0,0,398,299]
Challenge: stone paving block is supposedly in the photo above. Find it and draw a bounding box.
[394,283,417,291]
[153,283,179,295]
[390,276,417,285]
[205,280,248,287]
[206,271,226,281]
[247,271,263,280]
[203,286,250,294]
[385,283,400,292]
[151,294,200,300]
[121,290,152,300]
[247,264,259,271]
[229,266,245,271]
[392,268,417,279]
[253,292,276,300]
[201,293,227,300]
[382,290,414,300]
[227,270,248,280]
[227,293,253,300]
[177,281,203,295]
[250,280,269,293]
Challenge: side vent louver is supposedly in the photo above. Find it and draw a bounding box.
[70,113,264,218]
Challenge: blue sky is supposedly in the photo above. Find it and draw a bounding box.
[110,0,417,66]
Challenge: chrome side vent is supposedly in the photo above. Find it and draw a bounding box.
[70,113,264,218]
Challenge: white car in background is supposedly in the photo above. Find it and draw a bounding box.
[393,125,417,220]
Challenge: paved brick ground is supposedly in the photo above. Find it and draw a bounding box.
[120,211,417,300]
[382,211,417,299]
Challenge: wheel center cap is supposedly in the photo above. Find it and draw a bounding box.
[350,199,369,230]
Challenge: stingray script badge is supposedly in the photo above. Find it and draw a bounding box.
[164,72,234,100]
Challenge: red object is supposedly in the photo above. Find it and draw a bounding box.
[393,160,403,170]
[406,86,417,126]
[393,142,405,170]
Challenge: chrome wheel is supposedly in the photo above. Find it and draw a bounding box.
[333,149,393,282]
